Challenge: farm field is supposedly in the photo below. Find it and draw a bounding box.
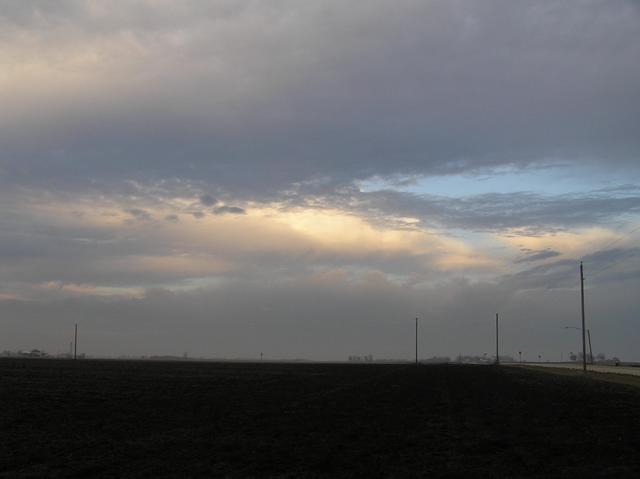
[1,359,639,478]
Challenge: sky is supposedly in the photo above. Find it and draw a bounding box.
[1,0,639,361]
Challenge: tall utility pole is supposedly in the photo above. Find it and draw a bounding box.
[495,313,499,365]
[580,262,587,372]
[415,318,418,366]
[74,323,78,360]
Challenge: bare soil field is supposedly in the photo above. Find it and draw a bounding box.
[1,359,639,478]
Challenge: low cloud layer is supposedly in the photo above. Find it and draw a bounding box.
[2,256,638,360]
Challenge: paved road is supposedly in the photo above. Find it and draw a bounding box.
[512,362,640,377]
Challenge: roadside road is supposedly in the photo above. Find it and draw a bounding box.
[510,362,640,377]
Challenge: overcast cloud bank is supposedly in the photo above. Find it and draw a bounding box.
[1,1,639,359]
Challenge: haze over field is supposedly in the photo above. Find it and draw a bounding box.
[1,1,639,360]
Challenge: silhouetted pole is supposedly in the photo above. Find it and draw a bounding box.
[495,313,499,365]
[415,318,418,365]
[580,262,586,372]
[587,329,593,365]
[74,323,78,360]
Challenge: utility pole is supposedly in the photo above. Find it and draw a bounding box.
[587,329,593,365]
[74,323,78,360]
[415,318,418,366]
[495,313,499,365]
[580,262,587,372]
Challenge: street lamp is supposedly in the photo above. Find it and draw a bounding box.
[564,326,593,365]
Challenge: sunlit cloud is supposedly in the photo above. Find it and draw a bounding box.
[36,281,145,298]
[499,227,622,263]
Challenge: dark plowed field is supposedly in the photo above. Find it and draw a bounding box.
[1,359,639,478]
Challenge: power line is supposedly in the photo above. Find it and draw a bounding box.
[591,223,640,255]
[581,223,640,281]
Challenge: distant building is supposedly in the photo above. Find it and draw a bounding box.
[19,349,48,358]
[349,354,374,362]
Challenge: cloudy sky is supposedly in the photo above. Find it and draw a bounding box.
[1,0,639,360]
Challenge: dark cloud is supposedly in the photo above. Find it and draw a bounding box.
[514,250,561,264]
[501,247,640,291]
[213,206,246,215]
[164,214,180,223]
[199,195,217,207]
[125,208,152,221]
[1,0,639,197]
[345,188,640,232]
